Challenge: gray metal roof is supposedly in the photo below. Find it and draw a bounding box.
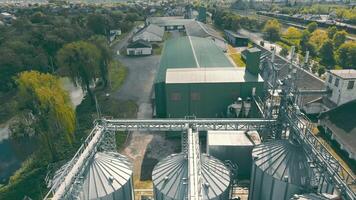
[152,153,230,200]
[252,140,313,187]
[185,21,225,41]
[147,16,194,27]
[78,152,133,200]
[329,69,356,79]
[207,130,261,146]
[135,24,164,39]
[165,68,264,84]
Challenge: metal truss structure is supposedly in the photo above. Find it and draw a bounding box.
[43,46,356,200]
[43,118,275,200]
[103,118,275,132]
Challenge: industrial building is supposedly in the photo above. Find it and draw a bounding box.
[185,21,227,50]
[319,100,356,160]
[304,69,356,114]
[224,30,249,47]
[146,16,194,31]
[126,39,152,56]
[207,130,261,179]
[154,36,264,118]
[132,24,164,42]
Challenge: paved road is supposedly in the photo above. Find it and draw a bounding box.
[114,55,161,105]
[111,30,179,194]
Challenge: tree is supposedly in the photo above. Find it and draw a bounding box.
[307,22,318,33]
[327,26,337,39]
[280,47,289,57]
[16,71,75,159]
[263,19,281,42]
[88,35,112,88]
[56,41,101,103]
[336,41,356,69]
[333,30,347,49]
[319,40,334,66]
[87,14,111,37]
[318,65,326,76]
[283,27,302,39]
[309,29,328,50]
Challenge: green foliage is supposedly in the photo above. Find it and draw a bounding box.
[319,40,334,67]
[318,65,326,76]
[327,26,337,39]
[336,41,356,69]
[333,30,347,49]
[115,131,128,150]
[213,9,264,32]
[280,47,289,57]
[87,14,111,36]
[16,71,76,147]
[283,27,302,39]
[88,35,112,87]
[309,30,328,50]
[263,19,281,42]
[307,22,318,33]
[56,41,101,103]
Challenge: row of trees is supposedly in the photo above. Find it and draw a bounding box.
[212,9,265,32]
[263,20,355,70]
[0,7,142,92]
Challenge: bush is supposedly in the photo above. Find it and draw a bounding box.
[280,47,289,57]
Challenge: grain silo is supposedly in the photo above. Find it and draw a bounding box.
[249,140,313,200]
[152,153,231,200]
[78,151,134,200]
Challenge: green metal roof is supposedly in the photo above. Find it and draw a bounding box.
[155,36,234,83]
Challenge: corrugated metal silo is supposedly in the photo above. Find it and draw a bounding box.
[78,151,134,200]
[152,153,231,200]
[249,140,313,200]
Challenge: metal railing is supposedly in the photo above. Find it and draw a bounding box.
[286,109,356,199]
[104,118,276,132]
[43,125,104,200]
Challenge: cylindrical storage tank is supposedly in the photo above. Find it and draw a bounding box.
[78,151,134,200]
[249,140,313,200]
[152,153,231,200]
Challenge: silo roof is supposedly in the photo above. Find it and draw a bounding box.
[207,130,261,146]
[79,152,133,199]
[155,36,234,83]
[252,140,313,187]
[152,153,230,199]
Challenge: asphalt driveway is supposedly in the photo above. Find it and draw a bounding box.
[113,55,161,105]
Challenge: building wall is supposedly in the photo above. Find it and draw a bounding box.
[133,32,162,42]
[165,82,264,118]
[126,47,152,56]
[326,73,356,105]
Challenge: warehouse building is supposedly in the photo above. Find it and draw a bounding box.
[126,39,152,56]
[154,36,264,118]
[224,30,249,47]
[146,16,194,31]
[132,24,164,42]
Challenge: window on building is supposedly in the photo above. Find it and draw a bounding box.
[328,75,333,83]
[191,92,200,101]
[335,78,339,87]
[347,80,355,90]
[170,92,181,101]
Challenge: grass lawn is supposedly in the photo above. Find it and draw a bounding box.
[153,44,163,55]
[115,131,128,150]
[108,60,128,92]
[227,45,246,67]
